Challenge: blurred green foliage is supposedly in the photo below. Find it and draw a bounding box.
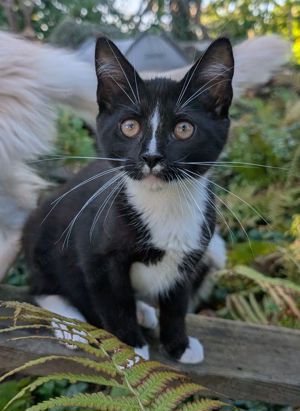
[0,379,32,411]
[55,108,96,162]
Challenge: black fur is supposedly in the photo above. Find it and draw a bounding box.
[23,37,234,360]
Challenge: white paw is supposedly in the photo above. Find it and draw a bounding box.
[178,337,204,364]
[52,320,88,349]
[206,232,227,270]
[134,344,150,360]
[136,301,158,330]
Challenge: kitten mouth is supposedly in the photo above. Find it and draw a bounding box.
[143,174,161,183]
[141,164,163,179]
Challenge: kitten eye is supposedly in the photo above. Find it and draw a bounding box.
[120,119,140,138]
[174,121,194,140]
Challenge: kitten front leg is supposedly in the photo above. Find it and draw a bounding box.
[83,255,147,355]
[159,282,204,364]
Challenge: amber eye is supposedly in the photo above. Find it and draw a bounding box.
[120,119,140,138]
[174,121,194,140]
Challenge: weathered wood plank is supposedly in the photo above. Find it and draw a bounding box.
[152,315,300,405]
[0,287,299,405]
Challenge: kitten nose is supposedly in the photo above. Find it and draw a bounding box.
[141,153,163,169]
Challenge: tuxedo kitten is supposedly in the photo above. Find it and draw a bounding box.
[23,37,234,364]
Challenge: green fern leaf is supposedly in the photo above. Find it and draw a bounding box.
[8,333,111,361]
[231,265,300,292]
[3,373,123,411]
[151,383,204,411]
[1,302,220,411]
[137,370,189,404]
[99,336,128,353]
[126,361,168,386]
[25,392,139,411]
[179,399,225,411]
[0,355,118,384]
[112,347,137,366]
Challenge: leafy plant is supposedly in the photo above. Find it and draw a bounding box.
[0,302,226,411]
[55,108,96,165]
[216,265,300,327]
[0,378,33,411]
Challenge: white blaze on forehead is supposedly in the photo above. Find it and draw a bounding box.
[148,104,160,154]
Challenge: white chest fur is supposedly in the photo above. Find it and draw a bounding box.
[125,177,208,298]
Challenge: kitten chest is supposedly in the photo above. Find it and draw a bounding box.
[125,179,208,298]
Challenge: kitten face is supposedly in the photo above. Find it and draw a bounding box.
[95,37,234,188]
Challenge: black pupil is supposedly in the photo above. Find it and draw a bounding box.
[181,123,188,132]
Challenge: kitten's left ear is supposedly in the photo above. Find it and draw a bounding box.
[95,37,143,110]
[180,38,234,116]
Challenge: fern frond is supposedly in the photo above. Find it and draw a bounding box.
[151,383,204,411]
[25,392,139,411]
[137,371,189,404]
[3,373,123,411]
[111,346,137,366]
[179,399,225,411]
[126,361,170,386]
[220,265,300,324]
[228,265,300,292]
[0,355,118,384]
[1,302,227,411]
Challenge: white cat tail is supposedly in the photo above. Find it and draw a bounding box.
[0,31,97,167]
[0,31,98,278]
[141,35,291,100]
[232,35,291,99]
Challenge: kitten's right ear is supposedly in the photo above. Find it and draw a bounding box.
[95,37,143,111]
[179,38,234,116]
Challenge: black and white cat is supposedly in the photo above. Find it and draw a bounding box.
[23,37,233,364]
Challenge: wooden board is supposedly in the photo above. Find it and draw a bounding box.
[0,286,300,406]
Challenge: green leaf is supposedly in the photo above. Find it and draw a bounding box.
[0,378,33,411]
[25,392,139,411]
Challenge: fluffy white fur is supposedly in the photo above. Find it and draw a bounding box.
[126,177,209,298]
[142,35,291,101]
[136,300,158,329]
[178,336,204,364]
[0,32,291,279]
[0,31,97,278]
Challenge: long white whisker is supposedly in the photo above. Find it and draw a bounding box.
[185,169,268,225]
[89,176,126,240]
[182,169,253,252]
[204,175,269,226]
[30,156,128,164]
[105,39,138,103]
[51,167,124,207]
[176,175,198,221]
[177,64,234,109]
[41,166,125,225]
[177,161,288,171]
[133,68,140,103]
[176,57,207,107]
[173,172,185,218]
[181,78,230,108]
[103,177,126,225]
[104,72,136,105]
[169,166,196,219]
[180,169,235,244]
[58,172,125,249]
[176,173,213,241]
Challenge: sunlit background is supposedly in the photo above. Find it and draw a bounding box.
[1,2,300,409]
[0,0,299,63]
